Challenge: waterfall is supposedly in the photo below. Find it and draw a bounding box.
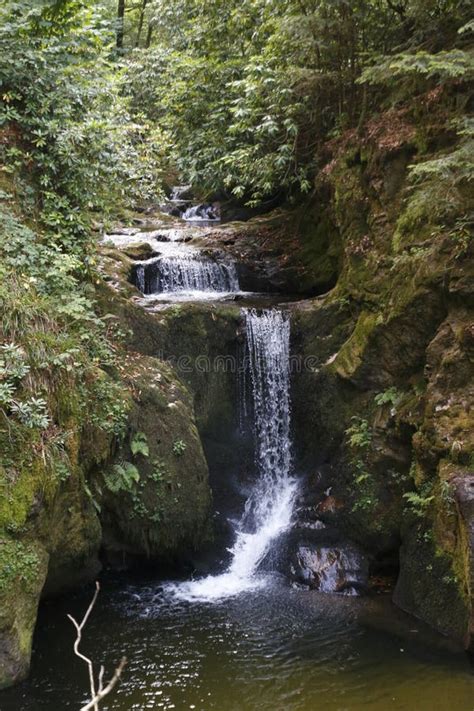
[136,264,146,293]
[169,309,296,601]
[182,204,220,221]
[159,256,238,293]
[135,256,239,295]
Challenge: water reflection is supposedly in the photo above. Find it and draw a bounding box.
[2,576,473,711]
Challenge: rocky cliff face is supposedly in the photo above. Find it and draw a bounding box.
[288,114,473,648]
[0,269,215,688]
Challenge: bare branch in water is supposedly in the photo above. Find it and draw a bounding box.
[68,581,127,711]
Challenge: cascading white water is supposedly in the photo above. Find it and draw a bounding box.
[135,255,240,296]
[158,256,238,293]
[169,309,297,601]
[182,204,220,221]
[136,264,146,293]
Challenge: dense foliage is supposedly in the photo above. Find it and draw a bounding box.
[120,0,473,203]
[0,1,166,247]
[0,2,135,485]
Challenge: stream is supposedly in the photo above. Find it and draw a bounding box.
[3,214,473,710]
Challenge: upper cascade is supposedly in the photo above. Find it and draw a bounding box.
[135,255,240,295]
[181,204,220,222]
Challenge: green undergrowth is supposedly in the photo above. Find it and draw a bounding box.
[0,193,130,545]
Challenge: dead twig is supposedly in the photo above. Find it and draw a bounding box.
[79,657,127,711]
[68,581,127,711]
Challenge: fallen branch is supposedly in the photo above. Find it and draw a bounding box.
[68,581,127,711]
[79,657,127,711]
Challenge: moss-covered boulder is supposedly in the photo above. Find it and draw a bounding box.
[0,540,48,689]
[0,420,109,688]
[99,352,212,563]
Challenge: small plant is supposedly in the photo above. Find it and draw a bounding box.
[440,480,456,509]
[151,459,168,482]
[442,573,458,586]
[0,540,41,594]
[352,495,376,512]
[422,529,434,544]
[403,489,435,517]
[54,461,71,483]
[172,439,187,457]
[104,461,140,494]
[11,397,50,430]
[131,432,149,457]
[0,343,30,381]
[374,387,403,409]
[345,417,372,449]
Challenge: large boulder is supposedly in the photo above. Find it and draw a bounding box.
[99,352,212,563]
[291,541,369,594]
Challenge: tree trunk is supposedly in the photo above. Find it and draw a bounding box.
[116,0,125,49]
[145,21,153,48]
[135,0,148,47]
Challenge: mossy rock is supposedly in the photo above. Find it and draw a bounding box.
[123,242,157,260]
[100,352,212,563]
[0,539,48,689]
[394,522,470,645]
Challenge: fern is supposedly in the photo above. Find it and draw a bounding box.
[403,490,435,517]
[345,418,372,449]
[131,432,149,457]
[104,461,140,494]
[374,387,403,408]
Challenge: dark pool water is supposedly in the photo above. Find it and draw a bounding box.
[2,575,473,711]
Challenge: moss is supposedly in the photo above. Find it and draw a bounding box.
[100,352,212,561]
[0,539,42,594]
[331,311,379,381]
[284,203,342,292]
[0,464,37,534]
[394,525,469,642]
[0,539,48,689]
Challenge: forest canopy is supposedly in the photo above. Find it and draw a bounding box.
[1,0,472,216]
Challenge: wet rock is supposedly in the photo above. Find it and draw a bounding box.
[317,494,345,516]
[452,473,474,651]
[109,226,141,236]
[171,185,193,201]
[123,242,159,260]
[291,542,369,594]
[135,229,172,242]
[0,542,49,689]
[182,203,220,221]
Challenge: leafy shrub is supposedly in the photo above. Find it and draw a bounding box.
[0,1,165,250]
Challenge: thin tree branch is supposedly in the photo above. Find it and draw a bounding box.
[68,581,127,711]
[68,582,100,711]
[79,658,127,711]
